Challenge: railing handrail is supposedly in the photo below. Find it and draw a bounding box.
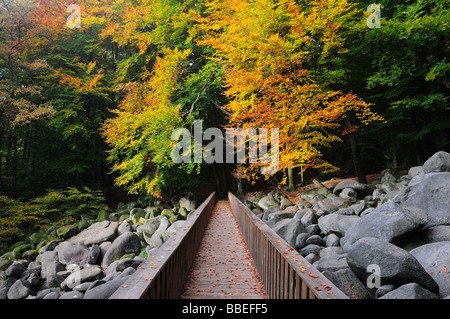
[228,192,348,299]
[109,192,216,299]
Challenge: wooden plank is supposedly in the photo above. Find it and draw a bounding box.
[181,200,267,299]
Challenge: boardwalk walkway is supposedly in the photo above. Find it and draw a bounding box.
[181,200,267,299]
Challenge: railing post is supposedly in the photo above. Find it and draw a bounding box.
[109,192,216,299]
[228,192,348,299]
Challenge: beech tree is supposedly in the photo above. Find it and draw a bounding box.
[197,0,382,188]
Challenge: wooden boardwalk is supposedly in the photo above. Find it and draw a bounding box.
[181,200,267,299]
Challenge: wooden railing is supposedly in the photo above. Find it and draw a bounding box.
[228,192,348,299]
[109,192,216,299]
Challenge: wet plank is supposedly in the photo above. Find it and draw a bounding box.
[181,200,267,299]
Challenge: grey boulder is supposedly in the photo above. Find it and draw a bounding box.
[333,180,374,197]
[84,273,130,299]
[70,221,118,246]
[318,213,360,237]
[272,218,305,248]
[410,241,450,298]
[258,195,279,211]
[392,172,450,228]
[346,237,439,294]
[379,283,438,299]
[7,279,31,299]
[57,242,91,267]
[102,232,141,268]
[341,201,428,251]
[63,265,104,289]
[421,151,450,174]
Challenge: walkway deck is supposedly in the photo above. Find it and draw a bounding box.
[181,200,267,299]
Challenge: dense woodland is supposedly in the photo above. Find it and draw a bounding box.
[0,0,448,243]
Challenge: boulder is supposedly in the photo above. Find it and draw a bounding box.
[149,217,170,249]
[410,241,450,298]
[300,187,332,203]
[89,245,101,265]
[130,208,145,224]
[70,221,118,246]
[40,253,65,280]
[117,221,132,236]
[57,242,90,267]
[299,244,322,257]
[379,283,438,299]
[272,218,305,248]
[266,211,296,227]
[102,232,141,268]
[408,166,423,178]
[63,265,104,289]
[300,209,318,227]
[46,273,64,288]
[421,151,450,173]
[5,262,26,279]
[392,172,450,228]
[318,213,360,237]
[322,268,372,299]
[318,197,350,214]
[279,197,293,210]
[257,195,279,211]
[136,217,162,244]
[341,201,428,251]
[59,290,84,299]
[346,237,439,294]
[84,273,130,299]
[295,233,310,251]
[333,180,374,197]
[163,220,186,241]
[56,225,78,240]
[326,234,340,247]
[375,284,397,298]
[313,247,348,272]
[339,188,357,202]
[7,279,31,299]
[179,197,196,212]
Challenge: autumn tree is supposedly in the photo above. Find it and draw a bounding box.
[197,0,382,188]
[101,0,228,197]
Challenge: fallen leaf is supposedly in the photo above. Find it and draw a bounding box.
[309,274,319,278]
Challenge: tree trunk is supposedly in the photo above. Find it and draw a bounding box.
[287,166,295,190]
[300,166,304,186]
[345,118,367,184]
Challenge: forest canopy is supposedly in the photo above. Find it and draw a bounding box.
[0,0,448,199]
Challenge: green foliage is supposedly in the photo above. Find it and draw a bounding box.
[0,187,108,250]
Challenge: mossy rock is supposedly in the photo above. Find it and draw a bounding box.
[161,208,175,217]
[119,214,130,223]
[120,253,136,260]
[178,207,187,219]
[144,207,161,219]
[22,249,38,261]
[97,210,109,222]
[130,208,145,224]
[0,257,13,271]
[29,232,45,245]
[169,214,179,224]
[56,224,78,240]
[9,241,27,251]
[36,239,51,252]
[13,243,33,255]
[108,213,119,222]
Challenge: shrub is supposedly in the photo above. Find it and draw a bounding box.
[0,187,109,250]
